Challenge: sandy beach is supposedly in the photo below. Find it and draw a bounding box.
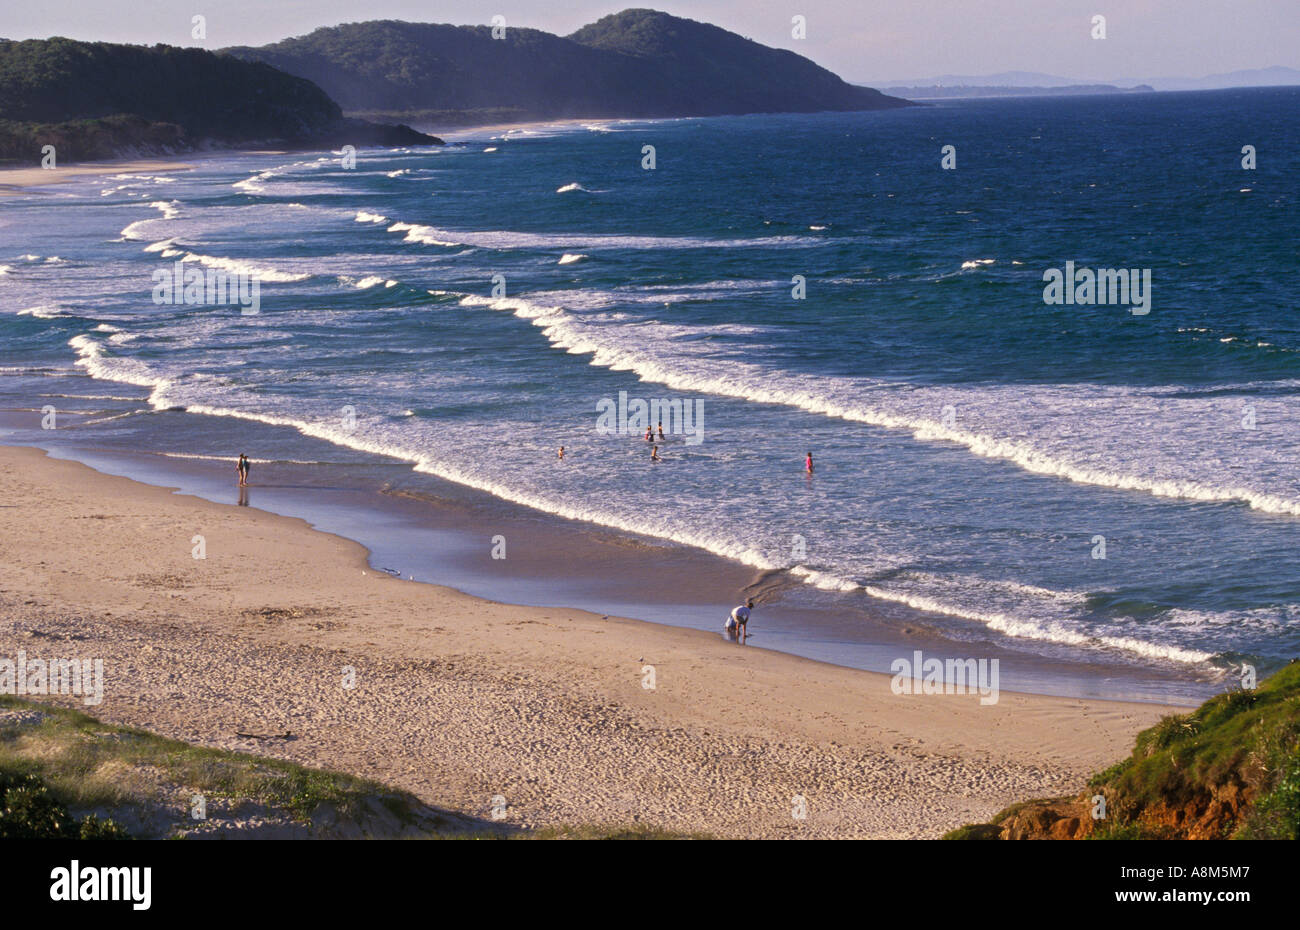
[0,158,198,195]
[0,445,1177,837]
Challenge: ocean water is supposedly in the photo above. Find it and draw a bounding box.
[2,88,1298,685]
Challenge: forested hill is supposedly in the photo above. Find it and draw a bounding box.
[0,37,439,164]
[222,9,912,122]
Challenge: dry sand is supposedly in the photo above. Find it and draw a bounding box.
[0,445,1177,837]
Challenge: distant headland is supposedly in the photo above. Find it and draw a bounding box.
[1,8,914,166]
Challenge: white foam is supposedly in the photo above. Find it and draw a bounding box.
[136,381,1222,666]
[355,211,389,224]
[350,275,396,289]
[48,322,1259,669]
[108,174,177,183]
[384,221,816,252]
[120,221,155,241]
[120,200,183,240]
[149,200,182,219]
[143,237,191,254]
[859,584,1213,664]
[558,253,586,265]
[16,305,69,319]
[80,410,142,426]
[68,334,167,389]
[459,291,1300,517]
[387,222,459,247]
[179,251,311,283]
[782,565,1203,665]
[233,173,270,193]
[63,336,794,606]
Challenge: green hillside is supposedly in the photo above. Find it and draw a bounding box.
[0,37,438,164]
[223,9,911,121]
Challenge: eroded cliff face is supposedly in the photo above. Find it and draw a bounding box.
[986,778,1256,840]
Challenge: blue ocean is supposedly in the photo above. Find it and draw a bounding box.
[2,87,1298,696]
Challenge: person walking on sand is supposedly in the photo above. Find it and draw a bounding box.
[657,422,665,441]
[236,453,249,487]
[557,446,565,460]
[644,425,654,442]
[650,444,661,462]
[805,451,814,474]
[725,599,754,642]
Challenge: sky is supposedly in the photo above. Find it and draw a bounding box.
[1,0,1296,84]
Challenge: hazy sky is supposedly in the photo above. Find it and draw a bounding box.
[2,1,1296,83]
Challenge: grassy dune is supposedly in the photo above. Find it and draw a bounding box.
[0,695,498,838]
[945,663,1300,840]
[2,696,708,839]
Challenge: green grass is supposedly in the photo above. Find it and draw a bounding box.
[1238,742,1300,839]
[939,823,1001,840]
[944,663,1300,840]
[0,769,129,839]
[0,695,469,837]
[1106,665,1300,820]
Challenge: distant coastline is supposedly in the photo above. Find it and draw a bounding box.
[886,83,1154,100]
[874,65,1300,94]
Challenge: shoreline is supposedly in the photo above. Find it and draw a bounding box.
[11,427,1210,706]
[0,444,1179,837]
[0,115,633,195]
[0,157,199,195]
[0,126,1226,707]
